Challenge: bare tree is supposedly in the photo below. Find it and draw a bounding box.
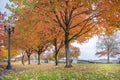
[96,31,120,63]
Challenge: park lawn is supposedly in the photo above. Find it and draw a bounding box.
[3,64,120,80]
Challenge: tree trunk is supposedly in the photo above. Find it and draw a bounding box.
[21,55,24,65]
[107,52,110,63]
[54,38,59,66]
[38,54,40,65]
[55,54,58,65]
[26,49,32,65]
[65,32,72,68]
[28,56,30,64]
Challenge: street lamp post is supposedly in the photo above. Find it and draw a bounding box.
[4,24,14,69]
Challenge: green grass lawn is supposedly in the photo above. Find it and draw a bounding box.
[3,64,120,80]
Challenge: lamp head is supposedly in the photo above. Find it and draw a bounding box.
[12,26,14,33]
[4,25,7,32]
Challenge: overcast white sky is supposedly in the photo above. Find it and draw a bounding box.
[0,0,8,12]
[72,36,101,60]
[0,0,118,60]
[0,0,11,16]
[72,36,98,60]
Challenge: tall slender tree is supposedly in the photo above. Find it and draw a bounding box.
[53,38,64,65]
[32,27,52,65]
[49,26,64,65]
[26,48,33,64]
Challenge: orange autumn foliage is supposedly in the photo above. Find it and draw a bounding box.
[0,12,6,56]
[8,0,120,67]
[97,0,120,35]
[8,0,107,67]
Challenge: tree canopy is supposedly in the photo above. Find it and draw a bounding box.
[3,0,120,67]
[96,31,120,63]
[0,12,6,55]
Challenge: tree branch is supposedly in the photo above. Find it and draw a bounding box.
[68,7,76,27]
[49,0,66,32]
[69,22,94,41]
[72,10,92,19]
[57,40,64,53]
[60,11,65,25]
[70,13,101,29]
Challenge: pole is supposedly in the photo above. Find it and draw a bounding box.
[6,29,12,69]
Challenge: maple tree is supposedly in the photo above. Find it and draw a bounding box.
[25,48,33,64]
[9,0,106,68]
[95,2,119,62]
[53,38,64,65]
[21,51,25,65]
[32,26,52,65]
[96,32,120,63]
[15,24,37,65]
[39,0,103,67]
[49,26,64,65]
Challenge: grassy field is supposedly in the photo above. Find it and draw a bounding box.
[3,64,120,80]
